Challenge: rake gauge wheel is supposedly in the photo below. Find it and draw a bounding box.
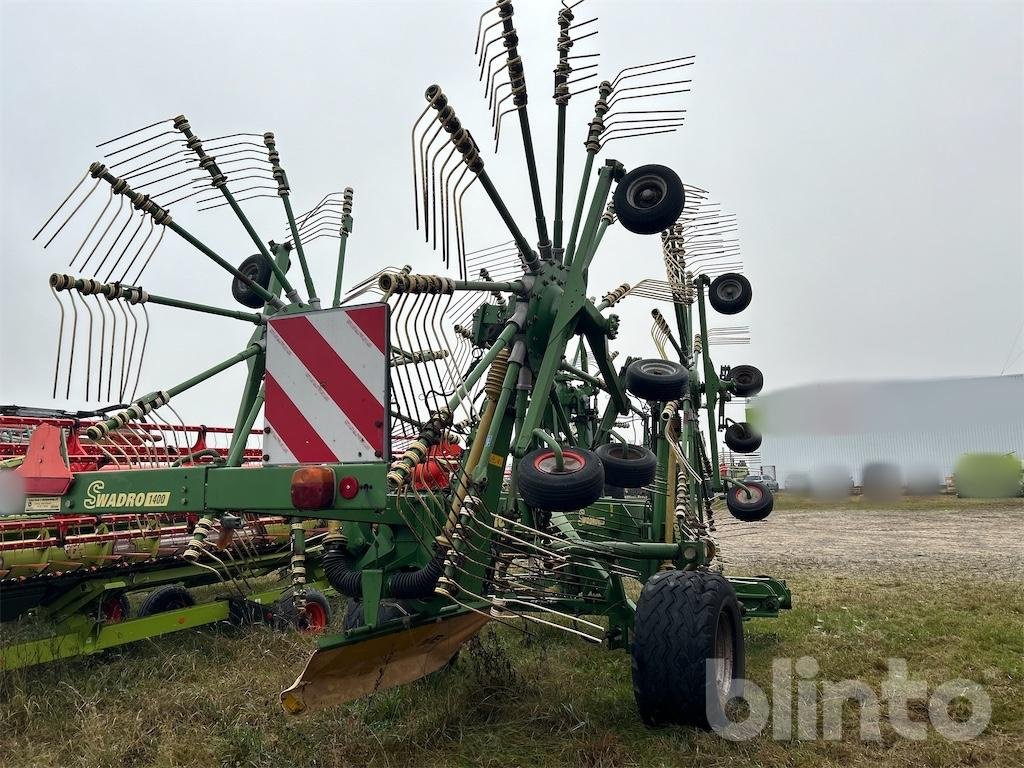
[727,365,763,397]
[625,359,689,402]
[231,254,274,309]
[723,421,761,453]
[613,164,686,235]
[518,447,605,512]
[98,592,131,623]
[275,588,333,633]
[708,273,752,315]
[725,480,774,522]
[632,570,745,727]
[596,442,657,488]
[138,584,195,617]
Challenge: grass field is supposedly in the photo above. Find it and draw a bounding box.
[1,502,1022,768]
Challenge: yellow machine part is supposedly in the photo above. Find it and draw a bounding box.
[280,611,490,715]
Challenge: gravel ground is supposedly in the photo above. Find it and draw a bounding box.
[718,503,1024,581]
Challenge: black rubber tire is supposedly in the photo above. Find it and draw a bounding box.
[708,273,752,315]
[725,480,774,522]
[517,447,605,512]
[613,164,686,235]
[138,584,195,617]
[274,587,333,631]
[596,443,657,488]
[724,422,761,454]
[631,570,745,728]
[728,365,763,398]
[625,359,689,402]
[231,254,273,309]
[343,599,409,631]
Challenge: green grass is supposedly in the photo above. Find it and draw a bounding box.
[2,572,1021,768]
[771,494,1024,512]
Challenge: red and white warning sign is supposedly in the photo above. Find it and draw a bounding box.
[264,303,389,464]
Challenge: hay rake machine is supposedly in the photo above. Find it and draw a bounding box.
[3,0,791,728]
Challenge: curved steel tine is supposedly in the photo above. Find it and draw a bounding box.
[477,20,504,70]
[569,28,598,46]
[103,130,178,159]
[420,120,445,244]
[490,80,512,118]
[475,4,501,55]
[106,137,184,167]
[105,291,119,401]
[195,180,278,204]
[606,80,693,112]
[34,169,89,240]
[43,178,100,248]
[93,294,107,401]
[440,145,462,268]
[81,289,95,400]
[94,206,136,276]
[96,118,174,148]
[80,196,125,272]
[122,301,140,401]
[486,60,509,102]
[601,120,686,139]
[410,104,432,232]
[115,299,132,402]
[197,190,277,212]
[69,188,114,268]
[51,287,66,398]
[132,303,148,403]
[566,71,598,89]
[66,290,79,399]
[482,45,505,87]
[493,104,521,152]
[103,212,146,282]
[612,58,694,91]
[119,217,155,282]
[432,142,458,256]
[600,127,681,147]
[611,55,695,90]
[118,149,192,180]
[455,170,478,279]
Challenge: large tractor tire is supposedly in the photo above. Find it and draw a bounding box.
[631,570,745,728]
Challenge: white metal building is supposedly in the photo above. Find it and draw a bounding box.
[752,374,1024,484]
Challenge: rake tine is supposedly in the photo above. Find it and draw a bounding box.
[96,118,174,148]
[34,170,89,241]
[69,188,114,268]
[118,217,155,283]
[50,286,65,398]
[81,290,95,399]
[65,290,79,399]
[123,301,141,402]
[42,178,101,248]
[103,212,147,282]
[93,294,107,402]
[94,206,135,276]
[474,2,501,55]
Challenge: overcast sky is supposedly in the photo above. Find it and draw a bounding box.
[1,0,1021,426]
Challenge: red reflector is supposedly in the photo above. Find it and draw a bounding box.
[338,475,360,500]
[290,467,336,510]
